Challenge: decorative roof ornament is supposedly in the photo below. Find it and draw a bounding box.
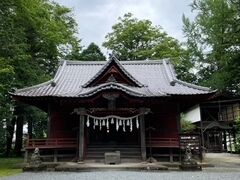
[107,74,117,83]
[109,51,119,61]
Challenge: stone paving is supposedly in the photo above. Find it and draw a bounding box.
[203,153,240,167]
[2,153,240,180]
[2,171,240,180]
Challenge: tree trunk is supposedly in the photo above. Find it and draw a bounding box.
[14,115,24,156]
[5,117,16,157]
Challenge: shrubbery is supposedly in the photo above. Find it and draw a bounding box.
[235,117,240,153]
[180,114,196,133]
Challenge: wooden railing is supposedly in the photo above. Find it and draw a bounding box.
[146,137,179,148]
[26,138,77,149]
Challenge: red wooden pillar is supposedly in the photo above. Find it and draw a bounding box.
[140,108,147,161]
[76,108,86,162]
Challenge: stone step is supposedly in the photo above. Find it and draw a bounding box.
[87,148,141,152]
[86,145,141,160]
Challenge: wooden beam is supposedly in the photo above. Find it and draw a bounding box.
[76,108,86,162]
[53,149,58,162]
[169,148,173,163]
[47,103,51,137]
[79,114,85,162]
[140,113,146,161]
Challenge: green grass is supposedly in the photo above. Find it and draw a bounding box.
[0,158,23,177]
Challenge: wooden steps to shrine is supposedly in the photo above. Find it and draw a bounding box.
[86,144,141,162]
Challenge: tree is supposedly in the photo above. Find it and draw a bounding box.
[0,59,14,155]
[183,0,240,95]
[180,114,196,133]
[103,13,196,82]
[80,43,106,61]
[0,0,80,156]
[67,42,106,61]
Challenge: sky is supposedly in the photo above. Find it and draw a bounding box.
[53,0,195,52]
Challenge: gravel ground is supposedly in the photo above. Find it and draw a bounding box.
[2,171,240,180]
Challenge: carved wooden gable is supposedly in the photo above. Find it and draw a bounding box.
[83,56,143,88]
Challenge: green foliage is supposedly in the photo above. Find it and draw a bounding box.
[0,0,80,155]
[0,59,15,154]
[103,13,164,60]
[235,116,240,153]
[103,13,178,60]
[103,13,196,82]
[25,106,48,138]
[0,0,80,88]
[183,0,240,95]
[180,114,196,133]
[67,42,106,61]
[80,43,106,61]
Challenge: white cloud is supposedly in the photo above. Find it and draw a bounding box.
[54,0,195,52]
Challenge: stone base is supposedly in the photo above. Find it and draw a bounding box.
[179,163,202,171]
[54,162,169,171]
[23,164,47,172]
[77,161,84,164]
[104,151,121,165]
[146,157,158,163]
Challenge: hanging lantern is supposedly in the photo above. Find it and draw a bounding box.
[111,118,114,124]
[119,119,122,126]
[100,122,102,130]
[95,119,99,126]
[123,123,126,132]
[107,129,110,133]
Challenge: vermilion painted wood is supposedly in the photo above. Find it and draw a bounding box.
[26,138,77,149]
[27,137,180,149]
[146,137,179,148]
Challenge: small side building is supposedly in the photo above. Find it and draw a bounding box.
[184,99,239,152]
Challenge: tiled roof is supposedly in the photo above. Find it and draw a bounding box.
[82,55,144,88]
[12,58,215,98]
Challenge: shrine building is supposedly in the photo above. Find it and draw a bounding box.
[12,55,215,162]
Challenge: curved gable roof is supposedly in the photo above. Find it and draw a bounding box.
[82,54,144,88]
[12,58,216,98]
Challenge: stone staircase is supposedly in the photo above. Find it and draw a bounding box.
[86,143,142,162]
